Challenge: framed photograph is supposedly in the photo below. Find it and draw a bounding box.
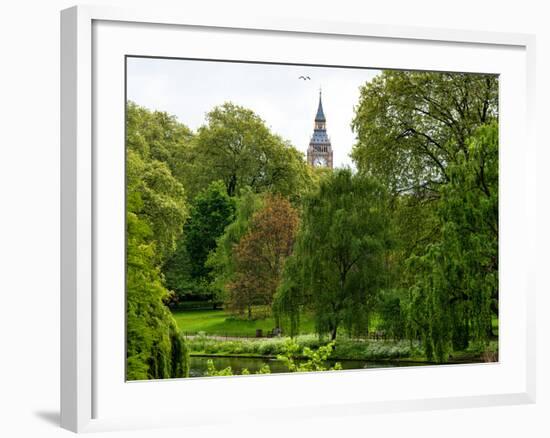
[61,5,536,433]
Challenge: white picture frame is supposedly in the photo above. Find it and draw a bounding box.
[60,4,537,433]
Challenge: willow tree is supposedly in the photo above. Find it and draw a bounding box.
[351,71,499,360]
[407,123,498,362]
[126,103,190,380]
[276,169,390,339]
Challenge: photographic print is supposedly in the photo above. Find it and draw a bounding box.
[125,57,498,380]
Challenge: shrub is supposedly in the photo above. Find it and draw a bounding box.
[185,334,419,361]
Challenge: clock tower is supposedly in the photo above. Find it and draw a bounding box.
[307,91,333,169]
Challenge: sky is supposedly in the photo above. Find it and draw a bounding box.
[126,57,381,168]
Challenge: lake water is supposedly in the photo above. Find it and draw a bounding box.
[189,355,419,377]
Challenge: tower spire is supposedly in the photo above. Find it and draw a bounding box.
[315,88,326,122]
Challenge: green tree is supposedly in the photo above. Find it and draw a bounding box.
[185,181,236,279]
[126,101,194,185]
[163,181,236,304]
[126,103,190,379]
[371,195,439,342]
[377,289,407,340]
[126,211,189,379]
[351,71,498,196]
[127,102,190,262]
[277,169,390,340]
[407,123,498,362]
[273,253,305,338]
[351,71,499,360]
[226,195,299,319]
[206,187,264,304]
[179,102,313,200]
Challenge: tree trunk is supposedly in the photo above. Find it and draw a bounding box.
[330,325,338,341]
[227,174,237,197]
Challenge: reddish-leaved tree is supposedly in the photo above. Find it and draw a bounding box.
[227,195,299,319]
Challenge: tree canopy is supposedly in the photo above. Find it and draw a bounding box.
[126,103,190,379]
[178,103,313,200]
[226,194,299,319]
[125,68,500,377]
[351,71,498,196]
[126,101,194,186]
[276,169,391,339]
[206,187,265,305]
[407,122,498,361]
[350,71,499,361]
[163,181,236,304]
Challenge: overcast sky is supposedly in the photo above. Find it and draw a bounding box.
[127,57,380,168]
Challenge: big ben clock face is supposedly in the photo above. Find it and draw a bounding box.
[313,156,328,167]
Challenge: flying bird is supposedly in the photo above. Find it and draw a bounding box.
[298,76,311,80]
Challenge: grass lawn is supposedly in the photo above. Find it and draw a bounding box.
[172,308,316,337]
[172,308,500,344]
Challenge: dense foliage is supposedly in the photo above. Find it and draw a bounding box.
[163,181,235,304]
[204,339,342,376]
[227,195,299,318]
[177,103,313,200]
[407,123,498,361]
[126,103,190,379]
[350,71,499,362]
[126,68,499,378]
[275,169,390,339]
[351,71,498,196]
[206,188,265,304]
